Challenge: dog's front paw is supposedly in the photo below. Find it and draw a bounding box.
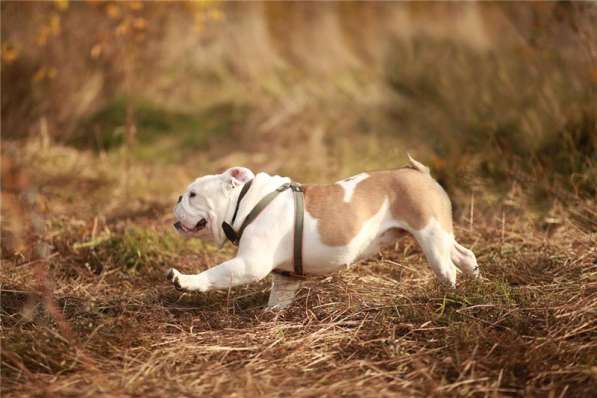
[165,268,209,292]
[166,268,184,291]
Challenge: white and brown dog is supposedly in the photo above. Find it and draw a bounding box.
[167,156,479,308]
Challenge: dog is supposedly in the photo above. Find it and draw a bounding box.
[167,155,479,308]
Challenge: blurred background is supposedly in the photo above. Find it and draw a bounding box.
[2,4,597,395]
[1,1,596,255]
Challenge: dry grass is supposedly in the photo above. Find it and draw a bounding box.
[2,140,596,397]
[3,3,596,396]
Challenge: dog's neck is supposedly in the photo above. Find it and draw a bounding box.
[223,181,252,231]
[220,172,291,243]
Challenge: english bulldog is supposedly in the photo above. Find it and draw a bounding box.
[167,156,479,308]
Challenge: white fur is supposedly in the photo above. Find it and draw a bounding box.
[337,173,369,203]
[168,168,479,308]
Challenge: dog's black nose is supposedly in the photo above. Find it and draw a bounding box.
[177,195,182,204]
[173,221,182,231]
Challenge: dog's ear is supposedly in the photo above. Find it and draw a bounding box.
[223,167,254,189]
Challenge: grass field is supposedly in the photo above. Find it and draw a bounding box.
[2,2,597,397]
[1,138,595,397]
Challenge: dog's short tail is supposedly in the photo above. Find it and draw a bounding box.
[407,153,431,176]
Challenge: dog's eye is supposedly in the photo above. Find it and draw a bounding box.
[189,192,196,198]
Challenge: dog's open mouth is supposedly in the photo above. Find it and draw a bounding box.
[174,219,207,233]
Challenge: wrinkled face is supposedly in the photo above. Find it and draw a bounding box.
[173,167,254,243]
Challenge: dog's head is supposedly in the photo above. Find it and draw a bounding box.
[173,167,255,244]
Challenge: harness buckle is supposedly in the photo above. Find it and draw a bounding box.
[221,222,240,246]
[276,183,291,192]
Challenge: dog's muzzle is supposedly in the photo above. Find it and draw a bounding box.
[174,219,207,233]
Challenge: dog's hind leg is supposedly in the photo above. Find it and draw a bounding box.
[411,219,457,287]
[451,241,480,278]
[267,273,302,309]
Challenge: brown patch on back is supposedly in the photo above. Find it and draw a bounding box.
[304,169,453,246]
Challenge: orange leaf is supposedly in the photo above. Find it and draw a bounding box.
[1,42,19,64]
[106,4,121,19]
[49,14,61,35]
[54,0,69,11]
[132,17,146,30]
[90,44,102,59]
[33,67,46,82]
[127,1,143,10]
[208,9,224,21]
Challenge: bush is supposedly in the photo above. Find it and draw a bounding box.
[386,36,596,195]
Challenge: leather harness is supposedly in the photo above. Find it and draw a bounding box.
[221,179,305,278]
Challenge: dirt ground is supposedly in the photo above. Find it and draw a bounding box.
[1,141,596,397]
[2,2,597,396]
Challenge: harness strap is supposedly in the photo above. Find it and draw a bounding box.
[291,184,304,275]
[222,181,305,277]
[221,179,254,244]
[231,179,253,226]
[271,269,307,279]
